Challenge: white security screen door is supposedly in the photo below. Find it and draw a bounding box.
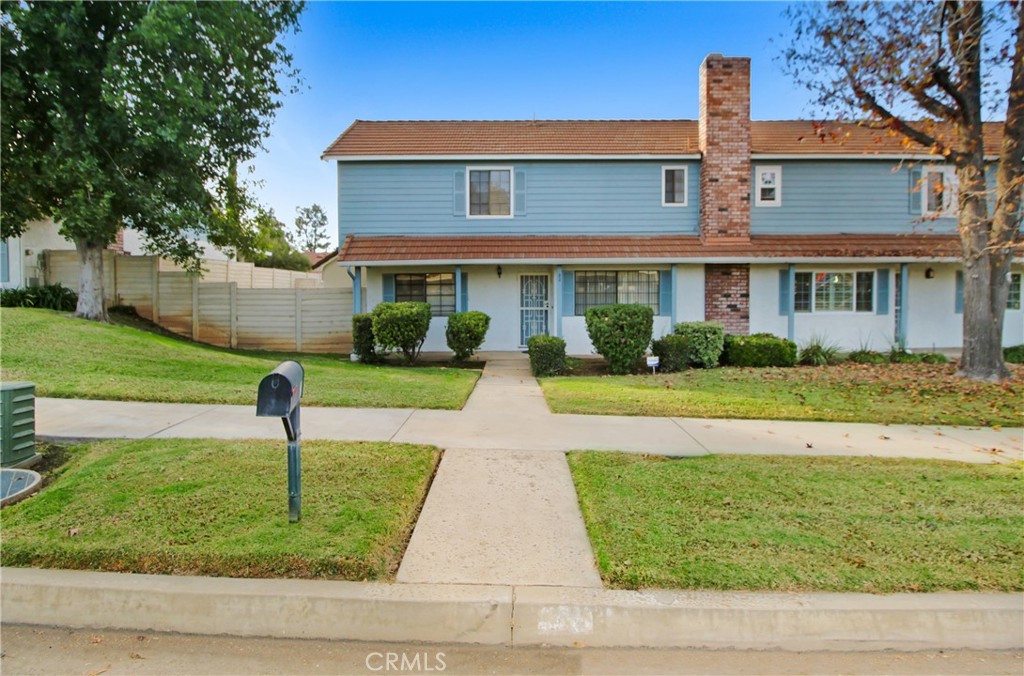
[519,274,550,346]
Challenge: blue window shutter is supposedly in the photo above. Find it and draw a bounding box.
[909,167,923,214]
[658,270,671,317]
[453,170,466,216]
[562,271,575,317]
[461,272,469,311]
[955,270,964,314]
[514,170,527,216]
[778,269,790,316]
[876,269,890,315]
[382,274,396,303]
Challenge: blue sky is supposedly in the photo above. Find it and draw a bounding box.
[249,2,810,249]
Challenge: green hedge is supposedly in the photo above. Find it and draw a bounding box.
[651,334,688,373]
[351,313,381,363]
[847,349,887,364]
[445,311,490,361]
[585,304,655,375]
[722,333,797,367]
[1004,345,1024,364]
[528,335,567,377]
[371,302,432,364]
[0,283,77,312]
[674,322,724,369]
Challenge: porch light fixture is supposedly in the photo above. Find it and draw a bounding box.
[925,267,935,279]
[496,265,503,279]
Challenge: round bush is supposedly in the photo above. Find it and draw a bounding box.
[651,334,688,372]
[674,322,724,368]
[527,334,567,377]
[722,333,797,367]
[371,302,432,364]
[584,304,654,375]
[446,311,491,361]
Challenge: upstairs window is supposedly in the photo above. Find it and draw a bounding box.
[662,166,688,206]
[395,273,456,316]
[468,167,512,218]
[755,165,782,207]
[575,271,660,315]
[793,271,873,313]
[922,166,957,217]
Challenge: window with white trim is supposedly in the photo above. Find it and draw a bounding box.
[575,271,660,315]
[793,271,874,313]
[755,165,782,207]
[922,166,957,217]
[662,166,688,206]
[395,273,456,316]
[1008,273,1022,310]
[468,167,512,217]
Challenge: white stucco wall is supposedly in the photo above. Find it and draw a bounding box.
[364,263,688,354]
[316,259,354,290]
[750,264,898,351]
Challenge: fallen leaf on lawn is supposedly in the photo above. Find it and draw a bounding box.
[90,635,103,644]
[805,442,813,449]
[722,496,733,505]
[67,528,80,537]
[129,652,144,660]
[879,435,891,440]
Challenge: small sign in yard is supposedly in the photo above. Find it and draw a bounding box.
[647,355,660,374]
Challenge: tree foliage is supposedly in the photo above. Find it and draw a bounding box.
[781,1,1023,381]
[1,0,304,319]
[246,208,311,271]
[292,203,331,253]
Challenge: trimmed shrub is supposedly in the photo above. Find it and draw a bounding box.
[650,334,688,373]
[798,335,844,366]
[584,304,655,375]
[351,313,381,363]
[445,311,491,361]
[888,347,924,364]
[674,321,725,369]
[1004,344,1024,364]
[847,349,887,364]
[722,333,797,367]
[528,334,567,377]
[371,302,432,364]
[0,283,77,312]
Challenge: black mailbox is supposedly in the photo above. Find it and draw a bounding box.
[256,360,304,522]
[257,360,303,441]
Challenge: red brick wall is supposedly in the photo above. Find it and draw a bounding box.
[698,54,751,244]
[704,264,750,334]
[107,229,125,254]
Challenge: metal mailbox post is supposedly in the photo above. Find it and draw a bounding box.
[256,360,304,523]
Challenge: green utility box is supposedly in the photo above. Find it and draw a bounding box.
[1,382,39,468]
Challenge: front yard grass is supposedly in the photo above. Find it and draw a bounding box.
[569,452,1024,592]
[543,363,1023,426]
[1,439,439,580]
[0,308,478,409]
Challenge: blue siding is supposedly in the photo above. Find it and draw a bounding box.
[339,161,699,237]
[750,161,960,235]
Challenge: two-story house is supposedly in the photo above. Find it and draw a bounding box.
[322,54,1023,355]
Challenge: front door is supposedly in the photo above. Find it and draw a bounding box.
[519,274,550,346]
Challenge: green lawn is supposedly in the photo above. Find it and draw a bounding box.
[1,439,439,580]
[543,363,1023,426]
[569,452,1024,592]
[0,308,478,409]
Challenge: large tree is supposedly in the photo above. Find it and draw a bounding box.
[782,0,1023,381]
[1,0,303,320]
[292,203,330,253]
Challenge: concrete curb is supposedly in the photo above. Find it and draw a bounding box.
[3,568,1021,651]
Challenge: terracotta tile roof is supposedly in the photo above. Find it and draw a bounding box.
[337,234,964,263]
[307,249,338,270]
[322,120,1003,158]
[322,120,700,157]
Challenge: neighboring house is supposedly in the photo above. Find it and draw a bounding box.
[1,220,228,290]
[310,248,355,291]
[321,53,1023,354]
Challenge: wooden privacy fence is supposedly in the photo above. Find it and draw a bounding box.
[44,250,352,353]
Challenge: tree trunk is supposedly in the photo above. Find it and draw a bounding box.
[74,237,108,321]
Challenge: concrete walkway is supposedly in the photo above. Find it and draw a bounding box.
[398,355,602,587]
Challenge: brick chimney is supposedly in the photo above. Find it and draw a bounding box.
[698,53,751,244]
